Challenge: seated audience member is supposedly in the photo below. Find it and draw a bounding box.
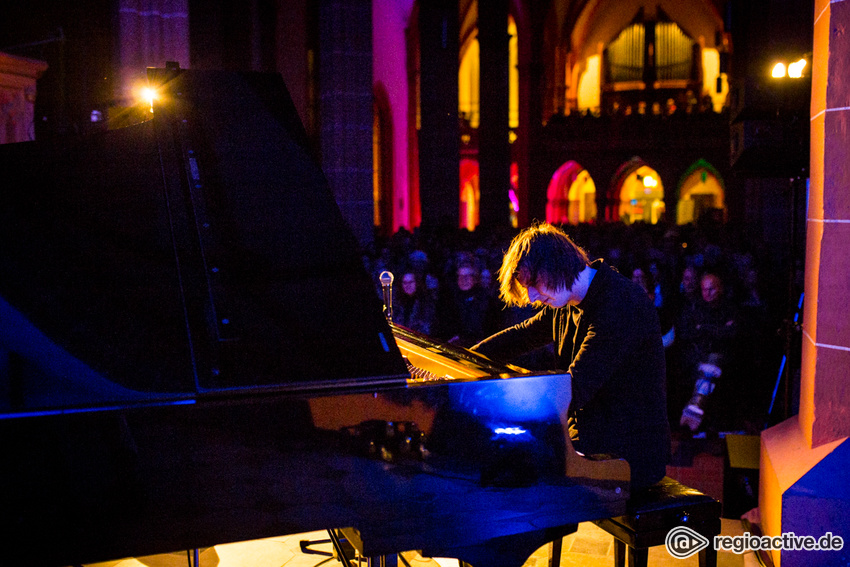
[632,264,675,349]
[436,258,500,347]
[677,271,739,433]
[394,269,436,335]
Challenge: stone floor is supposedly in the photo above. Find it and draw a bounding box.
[84,518,760,567]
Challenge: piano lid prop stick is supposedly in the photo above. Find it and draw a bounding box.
[380,271,394,322]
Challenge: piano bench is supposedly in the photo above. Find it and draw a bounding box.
[550,477,722,567]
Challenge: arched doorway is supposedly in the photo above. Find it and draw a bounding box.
[676,159,726,224]
[459,13,520,129]
[546,160,597,224]
[460,158,480,230]
[373,83,394,236]
[509,162,520,228]
[457,9,522,229]
[607,157,666,224]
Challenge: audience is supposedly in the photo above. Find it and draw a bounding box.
[363,219,786,436]
[434,256,501,347]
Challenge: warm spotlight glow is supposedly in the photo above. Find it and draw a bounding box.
[141,87,157,105]
[139,87,158,112]
[788,58,807,78]
[771,63,787,78]
[642,174,658,188]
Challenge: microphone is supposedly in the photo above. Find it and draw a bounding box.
[379,271,394,322]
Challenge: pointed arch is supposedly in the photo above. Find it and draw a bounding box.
[373,82,394,236]
[509,161,520,228]
[676,158,726,224]
[546,160,597,224]
[458,9,520,129]
[459,28,481,128]
[569,0,727,115]
[607,156,665,224]
[460,158,480,230]
[510,0,536,227]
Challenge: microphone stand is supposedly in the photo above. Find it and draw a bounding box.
[380,271,394,322]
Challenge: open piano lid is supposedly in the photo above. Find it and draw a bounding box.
[0,67,408,417]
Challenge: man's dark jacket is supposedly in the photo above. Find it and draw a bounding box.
[473,259,671,489]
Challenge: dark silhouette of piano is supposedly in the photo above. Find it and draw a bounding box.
[0,66,629,567]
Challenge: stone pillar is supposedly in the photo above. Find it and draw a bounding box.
[117,0,190,102]
[516,4,549,227]
[477,0,512,231]
[759,1,850,565]
[318,0,374,248]
[418,0,460,230]
[0,52,47,144]
[275,0,310,128]
[800,0,850,450]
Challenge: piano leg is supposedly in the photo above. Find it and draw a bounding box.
[366,555,398,567]
[548,537,563,567]
[328,529,357,567]
[613,539,627,567]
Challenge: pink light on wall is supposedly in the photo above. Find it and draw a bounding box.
[373,0,415,232]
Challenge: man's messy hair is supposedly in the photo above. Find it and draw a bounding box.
[498,223,590,307]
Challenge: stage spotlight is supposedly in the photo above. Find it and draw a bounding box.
[788,58,807,78]
[139,87,158,112]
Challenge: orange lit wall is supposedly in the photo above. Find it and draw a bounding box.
[759,1,850,565]
[800,0,850,451]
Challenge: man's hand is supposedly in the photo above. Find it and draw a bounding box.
[680,404,704,431]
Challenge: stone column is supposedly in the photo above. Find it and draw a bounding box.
[477,0,512,230]
[418,0,460,230]
[759,1,850,565]
[800,0,850,451]
[318,0,374,248]
[516,3,550,227]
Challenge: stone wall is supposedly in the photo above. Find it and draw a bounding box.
[0,52,47,144]
[759,1,850,565]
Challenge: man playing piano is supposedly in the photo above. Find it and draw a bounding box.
[472,223,671,489]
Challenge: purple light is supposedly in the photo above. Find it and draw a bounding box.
[509,189,520,212]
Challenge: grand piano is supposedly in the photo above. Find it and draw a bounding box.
[0,66,629,567]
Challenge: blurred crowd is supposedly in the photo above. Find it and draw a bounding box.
[362,218,796,438]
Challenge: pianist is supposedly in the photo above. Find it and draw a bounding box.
[471,223,671,489]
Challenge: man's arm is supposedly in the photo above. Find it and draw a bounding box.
[471,307,553,363]
[568,296,660,410]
